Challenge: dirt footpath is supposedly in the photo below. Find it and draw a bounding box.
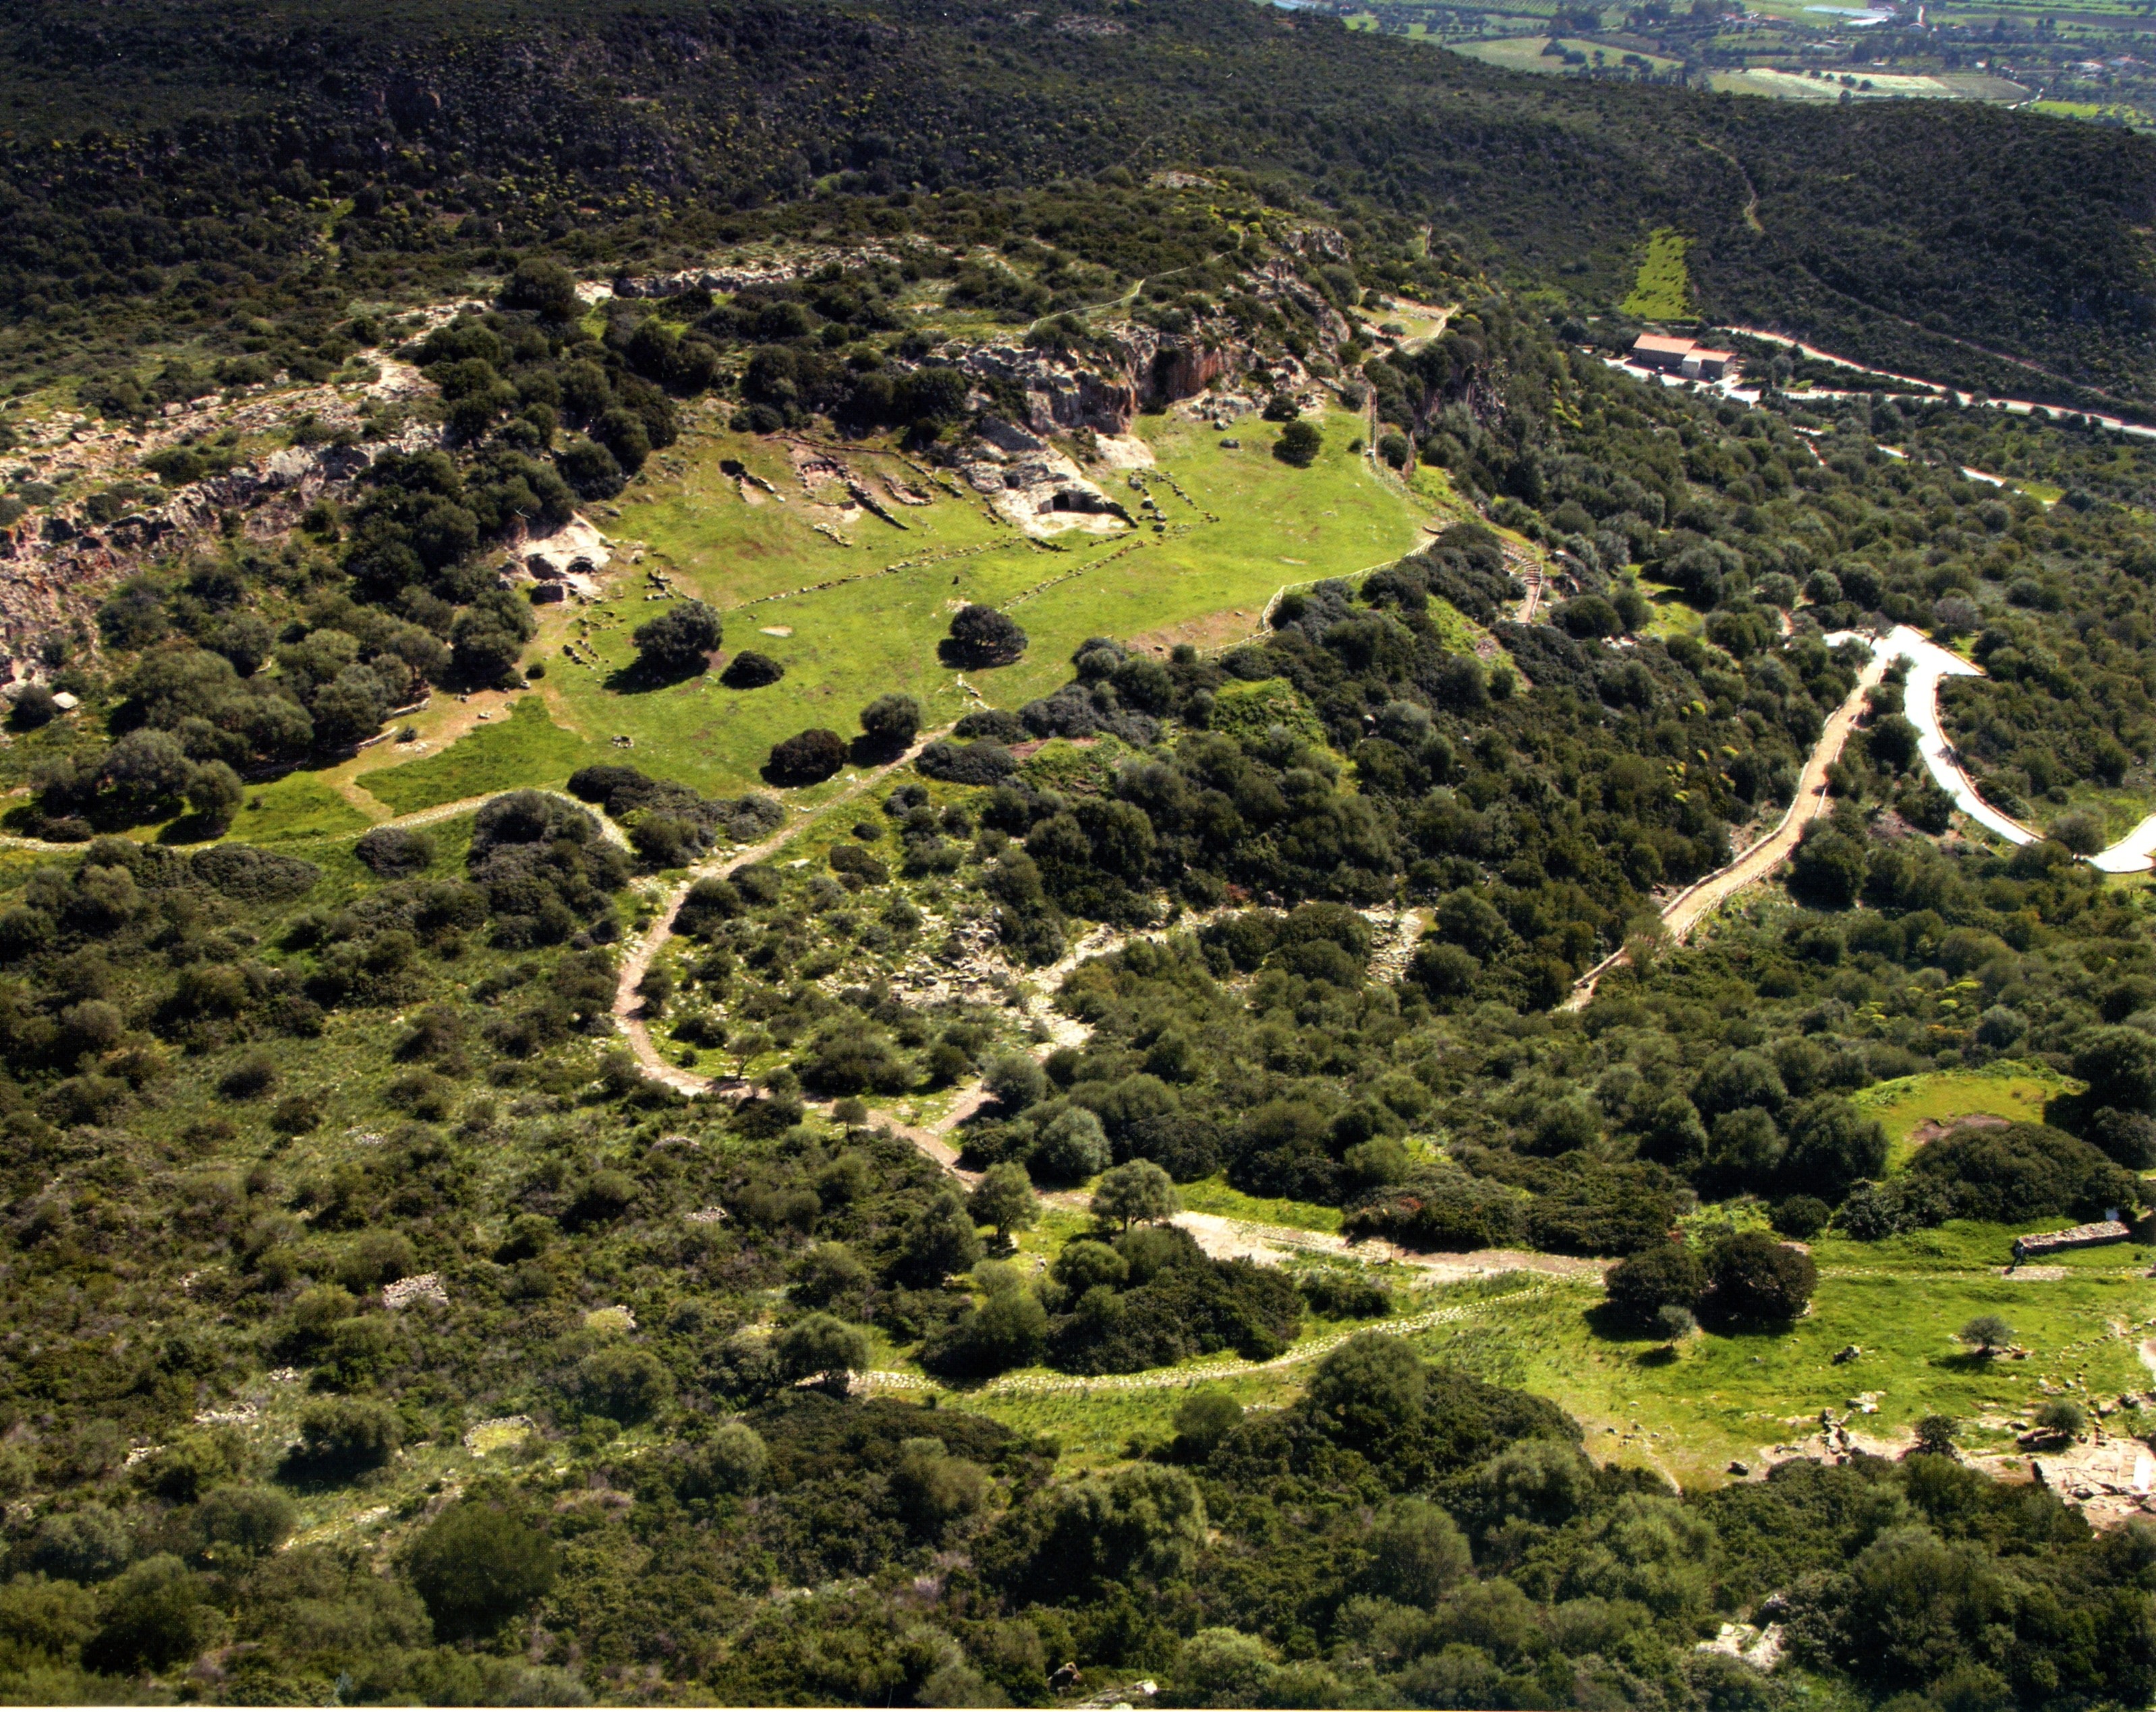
[1567,646,1890,1006]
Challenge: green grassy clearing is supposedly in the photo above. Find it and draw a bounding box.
[1356,301,1454,349]
[1212,677,1330,747]
[431,408,1442,797]
[929,1211,2149,1489]
[100,397,1442,829]
[1850,1060,2076,1168]
[915,1178,2143,1490]
[1406,1237,2152,1485]
[1638,582,1707,639]
[1621,228,1695,322]
[1815,1218,2142,1274]
[954,1367,1299,1468]
[362,694,608,816]
[1175,1175,1346,1233]
[1011,410,1434,659]
[1449,35,1676,73]
[232,771,374,844]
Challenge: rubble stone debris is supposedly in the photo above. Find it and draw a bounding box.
[382,1272,449,1309]
[1697,1622,1784,1673]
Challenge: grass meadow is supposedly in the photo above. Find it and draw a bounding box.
[1849,1059,2076,1168]
[930,1222,2152,1485]
[302,403,1447,805]
[1621,229,1697,322]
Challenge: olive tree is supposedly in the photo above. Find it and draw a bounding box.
[969,1161,1040,1243]
[631,600,722,679]
[1091,1160,1180,1231]
[857,692,923,755]
[946,604,1028,667]
[1958,1315,2014,1357]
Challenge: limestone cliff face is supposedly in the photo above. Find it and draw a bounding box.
[955,322,1285,437]
[948,253,1353,436]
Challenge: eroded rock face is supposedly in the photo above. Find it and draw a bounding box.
[953,418,1135,537]
[955,343,1143,436]
[499,511,613,602]
[953,322,1290,437]
[0,438,382,670]
[951,274,1340,437]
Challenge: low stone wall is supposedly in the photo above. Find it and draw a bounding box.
[2012,1220,2131,1262]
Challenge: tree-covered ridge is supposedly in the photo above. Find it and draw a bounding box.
[1,0,2155,411]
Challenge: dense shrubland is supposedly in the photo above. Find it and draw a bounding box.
[1,105,2156,1707]
[0,504,2149,1707]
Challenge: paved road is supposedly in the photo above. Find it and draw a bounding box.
[1834,625,2156,874]
[1719,326,2156,437]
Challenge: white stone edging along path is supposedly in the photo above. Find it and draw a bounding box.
[1828,626,2156,874]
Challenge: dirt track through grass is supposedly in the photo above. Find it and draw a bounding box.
[608,729,949,1092]
[859,1290,1544,1396]
[1566,642,1890,1006]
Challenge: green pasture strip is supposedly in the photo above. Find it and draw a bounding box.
[233,771,374,843]
[362,696,608,816]
[1176,1175,1346,1234]
[1621,228,1695,321]
[1409,1251,2150,1486]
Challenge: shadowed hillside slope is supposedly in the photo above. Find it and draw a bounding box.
[1,0,2153,406]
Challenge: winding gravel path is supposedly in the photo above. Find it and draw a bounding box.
[1566,641,1890,1006]
[1568,618,2156,1013]
[608,731,950,1093]
[1659,646,1890,941]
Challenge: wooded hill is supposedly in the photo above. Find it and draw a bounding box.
[2,0,2155,409]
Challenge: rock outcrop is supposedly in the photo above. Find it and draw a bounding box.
[944,306,1328,440]
[607,246,913,299]
[0,437,382,670]
[954,418,1135,537]
[951,258,1348,437]
[955,324,1305,438]
[503,512,613,600]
